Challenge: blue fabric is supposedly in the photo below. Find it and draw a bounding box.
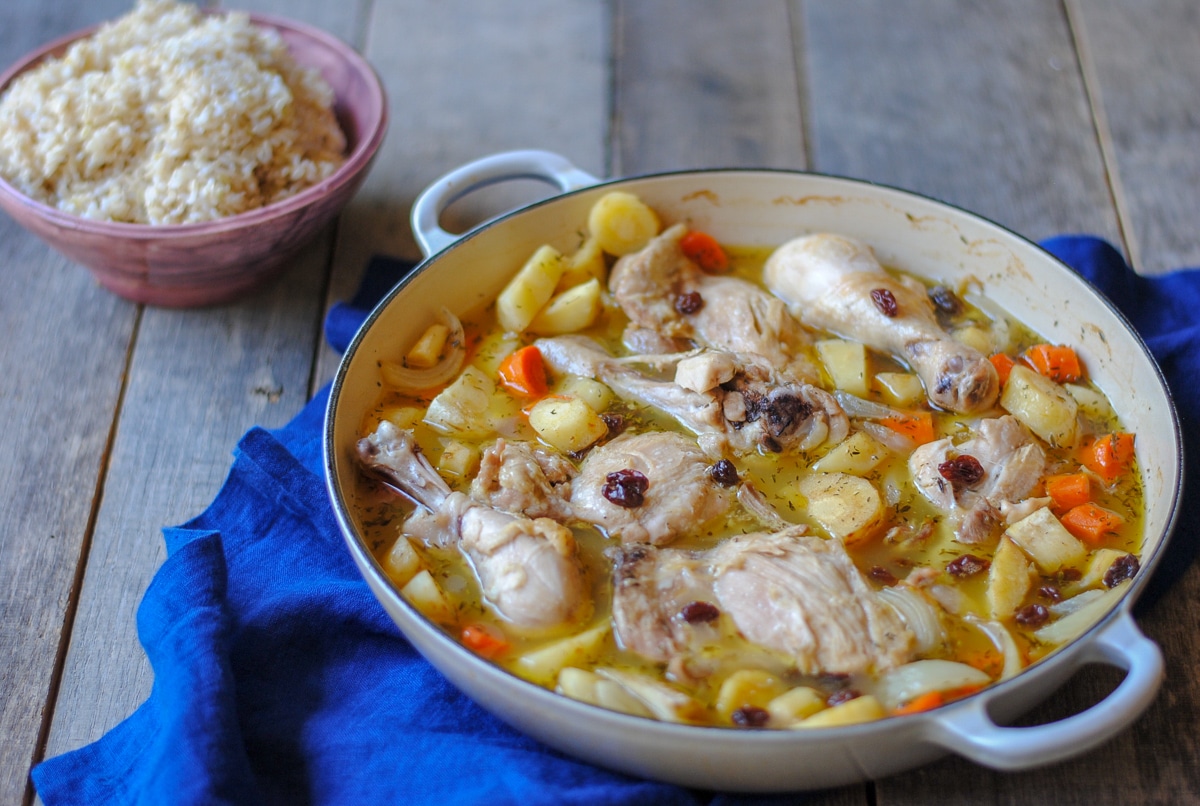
[32,237,1198,804]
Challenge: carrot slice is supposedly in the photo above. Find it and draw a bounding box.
[989,353,1016,385]
[461,623,511,659]
[1044,472,1092,511]
[498,345,549,398]
[880,412,936,445]
[1080,432,1135,482]
[679,230,729,273]
[1061,502,1126,545]
[893,691,944,716]
[1024,343,1083,383]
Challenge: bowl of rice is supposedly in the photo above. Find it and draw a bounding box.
[0,0,387,306]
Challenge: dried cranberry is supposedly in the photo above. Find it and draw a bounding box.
[708,459,739,486]
[1015,603,1050,627]
[871,288,899,317]
[869,566,898,585]
[602,469,649,508]
[731,706,771,728]
[1038,584,1063,603]
[675,291,704,315]
[1104,554,1140,588]
[826,689,860,707]
[938,455,985,490]
[929,286,963,315]
[679,601,721,624]
[946,554,990,577]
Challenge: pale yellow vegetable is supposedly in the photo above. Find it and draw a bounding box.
[594,668,707,724]
[874,372,925,408]
[437,440,480,478]
[715,670,789,721]
[556,237,607,291]
[383,536,423,588]
[987,536,1034,619]
[874,659,992,711]
[556,668,653,718]
[405,323,450,368]
[1064,382,1117,423]
[587,191,661,256]
[816,339,869,397]
[527,278,602,335]
[1000,364,1079,448]
[528,396,608,453]
[1034,581,1130,645]
[766,686,827,726]
[793,695,885,728]
[797,472,885,546]
[813,431,888,475]
[471,331,523,376]
[401,570,455,625]
[378,405,425,430]
[1005,507,1087,573]
[514,621,611,686]
[554,375,614,413]
[424,366,497,438]
[953,325,994,356]
[1074,548,1135,592]
[496,245,565,332]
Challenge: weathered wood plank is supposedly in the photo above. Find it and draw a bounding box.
[36,0,368,790]
[0,4,142,804]
[1068,0,1200,274]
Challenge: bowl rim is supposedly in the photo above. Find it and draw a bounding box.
[325,164,1184,749]
[0,9,388,237]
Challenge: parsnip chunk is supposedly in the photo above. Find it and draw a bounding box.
[793,695,885,728]
[1000,364,1079,448]
[798,472,885,545]
[529,396,608,453]
[497,245,565,332]
[813,431,888,476]
[528,278,602,335]
[588,192,661,256]
[405,323,450,368]
[1005,507,1087,573]
[987,536,1033,619]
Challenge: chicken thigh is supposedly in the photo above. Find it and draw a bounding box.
[763,233,999,414]
[357,421,588,631]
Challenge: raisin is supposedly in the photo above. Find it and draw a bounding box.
[938,455,985,490]
[731,706,770,728]
[679,601,720,624]
[708,459,739,486]
[1104,554,1140,588]
[1058,567,1082,582]
[946,554,990,577]
[929,285,964,315]
[1038,584,1063,602]
[1015,603,1050,627]
[602,469,649,508]
[600,412,626,435]
[871,288,899,317]
[869,566,898,585]
[675,291,704,315]
[826,689,860,707]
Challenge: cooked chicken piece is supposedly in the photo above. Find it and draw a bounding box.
[710,529,916,676]
[909,415,1047,544]
[536,335,848,456]
[570,431,735,545]
[357,421,589,631]
[609,223,821,382]
[763,233,999,414]
[609,527,915,678]
[470,438,575,521]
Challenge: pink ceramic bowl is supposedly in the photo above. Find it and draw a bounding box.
[0,12,387,307]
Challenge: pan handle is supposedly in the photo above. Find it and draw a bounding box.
[927,610,1162,770]
[411,150,600,257]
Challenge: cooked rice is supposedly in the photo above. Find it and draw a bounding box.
[0,0,346,225]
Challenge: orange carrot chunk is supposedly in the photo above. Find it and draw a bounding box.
[1080,432,1136,482]
[1061,502,1126,544]
[461,623,511,659]
[1024,343,1083,383]
[498,345,549,398]
[989,353,1016,385]
[1044,472,1092,511]
[880,411,937,445]
[679,230,729,273]
[893,691,944,716]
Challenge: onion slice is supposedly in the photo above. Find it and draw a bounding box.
[879,585,946,654]
[875,659,991,711]
[966,615,1023,680]
[380,307,466,393]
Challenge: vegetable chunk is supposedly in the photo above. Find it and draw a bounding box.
[497,245,565,332]
[1000,364,1079,448]
[1004,507,1087,573]
[797,472,885,545]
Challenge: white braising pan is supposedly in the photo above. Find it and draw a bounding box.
[325,150,1181,791]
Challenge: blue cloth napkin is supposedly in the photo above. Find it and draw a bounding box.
[32,236,1198,805]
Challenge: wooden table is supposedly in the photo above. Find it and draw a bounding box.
[4,1,1198,803]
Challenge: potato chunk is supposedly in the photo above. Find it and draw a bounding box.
[383,536,423,588]
[793,695,885,728]
[1000,364,1079,448]
[874,372,925,408]
[816,339,869,397]
[766,686,827,726]
[553,375,614,413]
[496,245,565,332]
[527,278,602,335]
[514,621,611,687]
[988,536,1033,619]
[528,396,608,453]
[556,668,653,718]
[401,570,455,625]
[587,191,661,256]
[813,431,887,476]
[797,472,885,546]
[715,670,789,722]
[1005,507,1087,573]
[556,237,607,291]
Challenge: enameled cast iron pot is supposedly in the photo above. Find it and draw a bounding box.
[324,150,1181,791]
